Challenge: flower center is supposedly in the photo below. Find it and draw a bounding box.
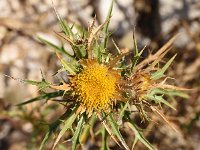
[70,62,117,113]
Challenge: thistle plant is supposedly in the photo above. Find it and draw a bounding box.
[14,3,189,150]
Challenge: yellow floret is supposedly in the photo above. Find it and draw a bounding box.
[70,60,118,113]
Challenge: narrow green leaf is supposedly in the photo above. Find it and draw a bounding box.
[60,58,77,75]
[54,7,74,39]
[73,45,86,58]
[93,42,102,63]
[39,130,52,150]
[131,46,145,72]
[102,0,113,49]
[74,24,87,37]
[100,126,110,150]
[17,91,64,106]
[147,87,188,109]
[52,108,78,149]
[119,102,128,121]
[150,88,189,99]
[107,114,129,150]
[168,90,189,99]
[80,114,96,144]
[37,36,74,59]
[39,110,72,150]
[126,122,154,150]
[24,79,50,90]
[4,74,50,91]
[133,27,138,55]
[151,55,176,80]
[149,94,176,110]
[162,89,188,99]
[72,116,84,150]
[97,46,102,64]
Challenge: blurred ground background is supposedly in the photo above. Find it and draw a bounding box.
[0,0,200,150]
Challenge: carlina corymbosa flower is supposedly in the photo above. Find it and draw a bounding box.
[14,3,189,150]
[70,59,122,114]
[50,16,127,116]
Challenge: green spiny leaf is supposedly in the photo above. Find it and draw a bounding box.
[148,94,176,110]
[133,28,138,55]
[126,122,154,150]
[37,36,74,59]
[119,102,128,122]
[100,126,110,150]
[23,79,50,90]
[131,41,145,72]
[60,58,77,75]
[102,0,113,49]
[80,114,96,144]
[39,110,72,150]
[74,24,87,37]
[17,91,64,106]
[54,8,74,39]
[93,42,102,63]
[72,115,84,150]
[151,55,176,80]
[152,88,189,99]
[107,114,129,150]
[73,45,87,58]
[52,108,78,149]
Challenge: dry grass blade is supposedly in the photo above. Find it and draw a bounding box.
[88,15,96,34]
[54,31,75,45]
[97,113,122,148]
[3,74,25,84]
[50,82,71,91]
[87,17,110,59]
[156,84,192,91]
[136,34,179,70]
[150,106,179,133]
[145,46,173,72]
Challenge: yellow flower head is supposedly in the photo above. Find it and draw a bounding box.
[70,59,120,113]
